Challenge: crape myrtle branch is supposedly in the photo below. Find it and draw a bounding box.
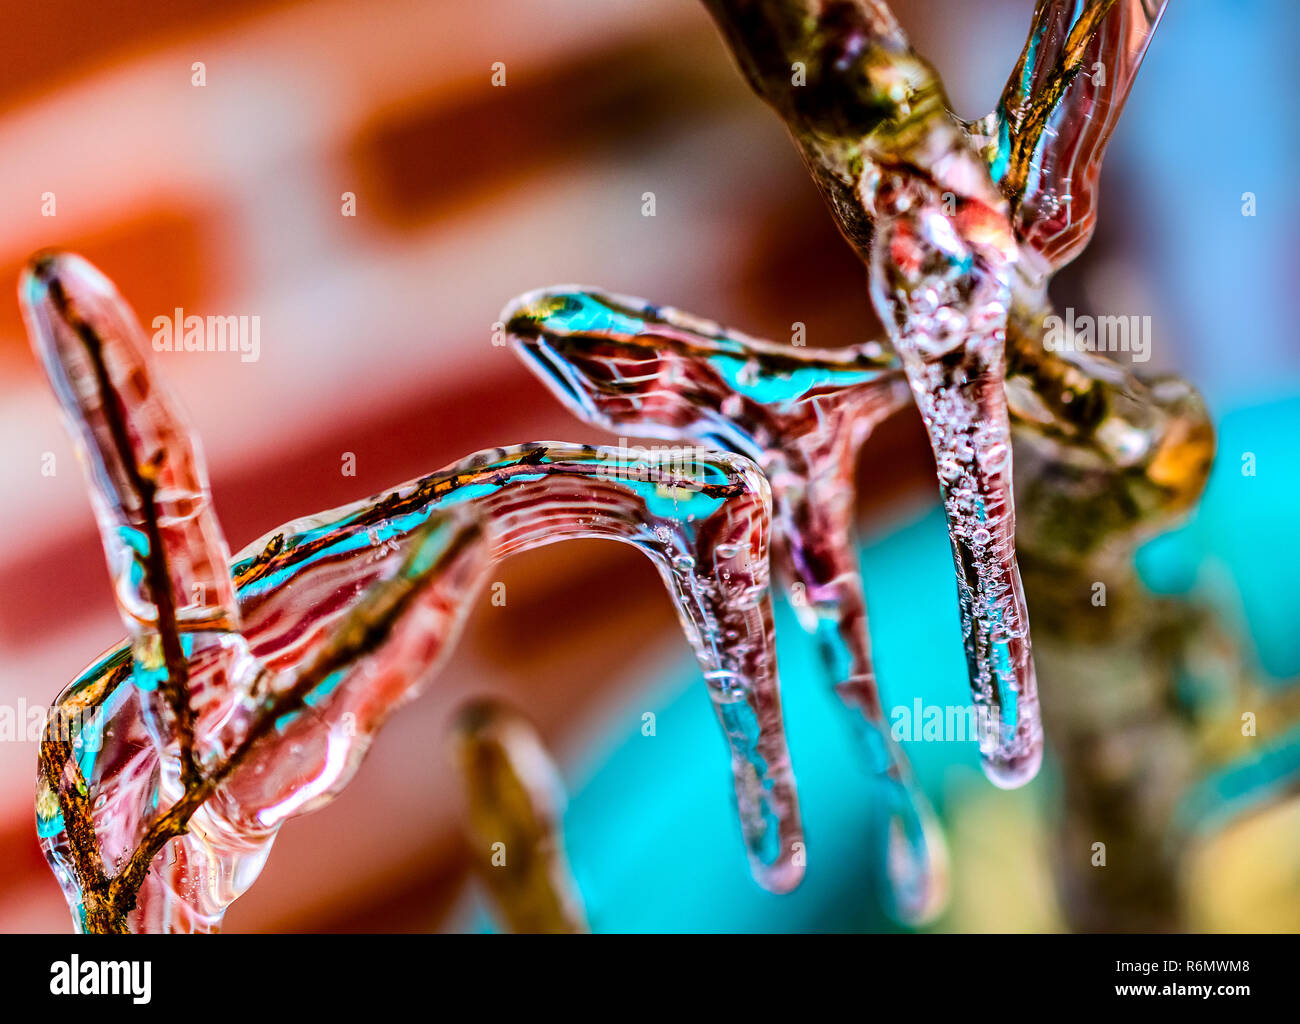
[45,510,485,933]
[699,0,1208,524]
[28,253,807,929]
[37,260,203,792]
[997,0,1117,205]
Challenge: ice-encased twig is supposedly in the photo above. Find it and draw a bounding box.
[695,0,1209,779]
[122,508,489,934]
[701,0,1041,785]
[451,699,588,933]
[701,1,1208,533]
[984,0,1169,276]
[696,0,1239,929]
[27,253,805,932]
[228,439,805,893]
[505,287,949,922]
[22,252,243,791]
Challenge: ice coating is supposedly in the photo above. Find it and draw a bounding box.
[236,442,803,888]
[502,0,1188,893]
[26,253,804,933]
[451,699,588,933]
[692,0,1192,785]
[504,287,948,923]
[700,0,1203,519]
[24,0,1205,933]
[863,170,1039,787]
[230,440,804,894]
[21,253,247,790]
[819,12,1042,786]
[985,0,1170,277]
[39,499,490,934]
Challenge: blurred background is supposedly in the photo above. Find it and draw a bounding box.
[0,0,1296,932]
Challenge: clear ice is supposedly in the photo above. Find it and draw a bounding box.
[504,288,947,923]
[26,252,802,932]
[30,0,1218,933]
[698,0,1182,776]
[503,0,1186,920]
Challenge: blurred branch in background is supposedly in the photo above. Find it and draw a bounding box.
[451,699,588,934]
